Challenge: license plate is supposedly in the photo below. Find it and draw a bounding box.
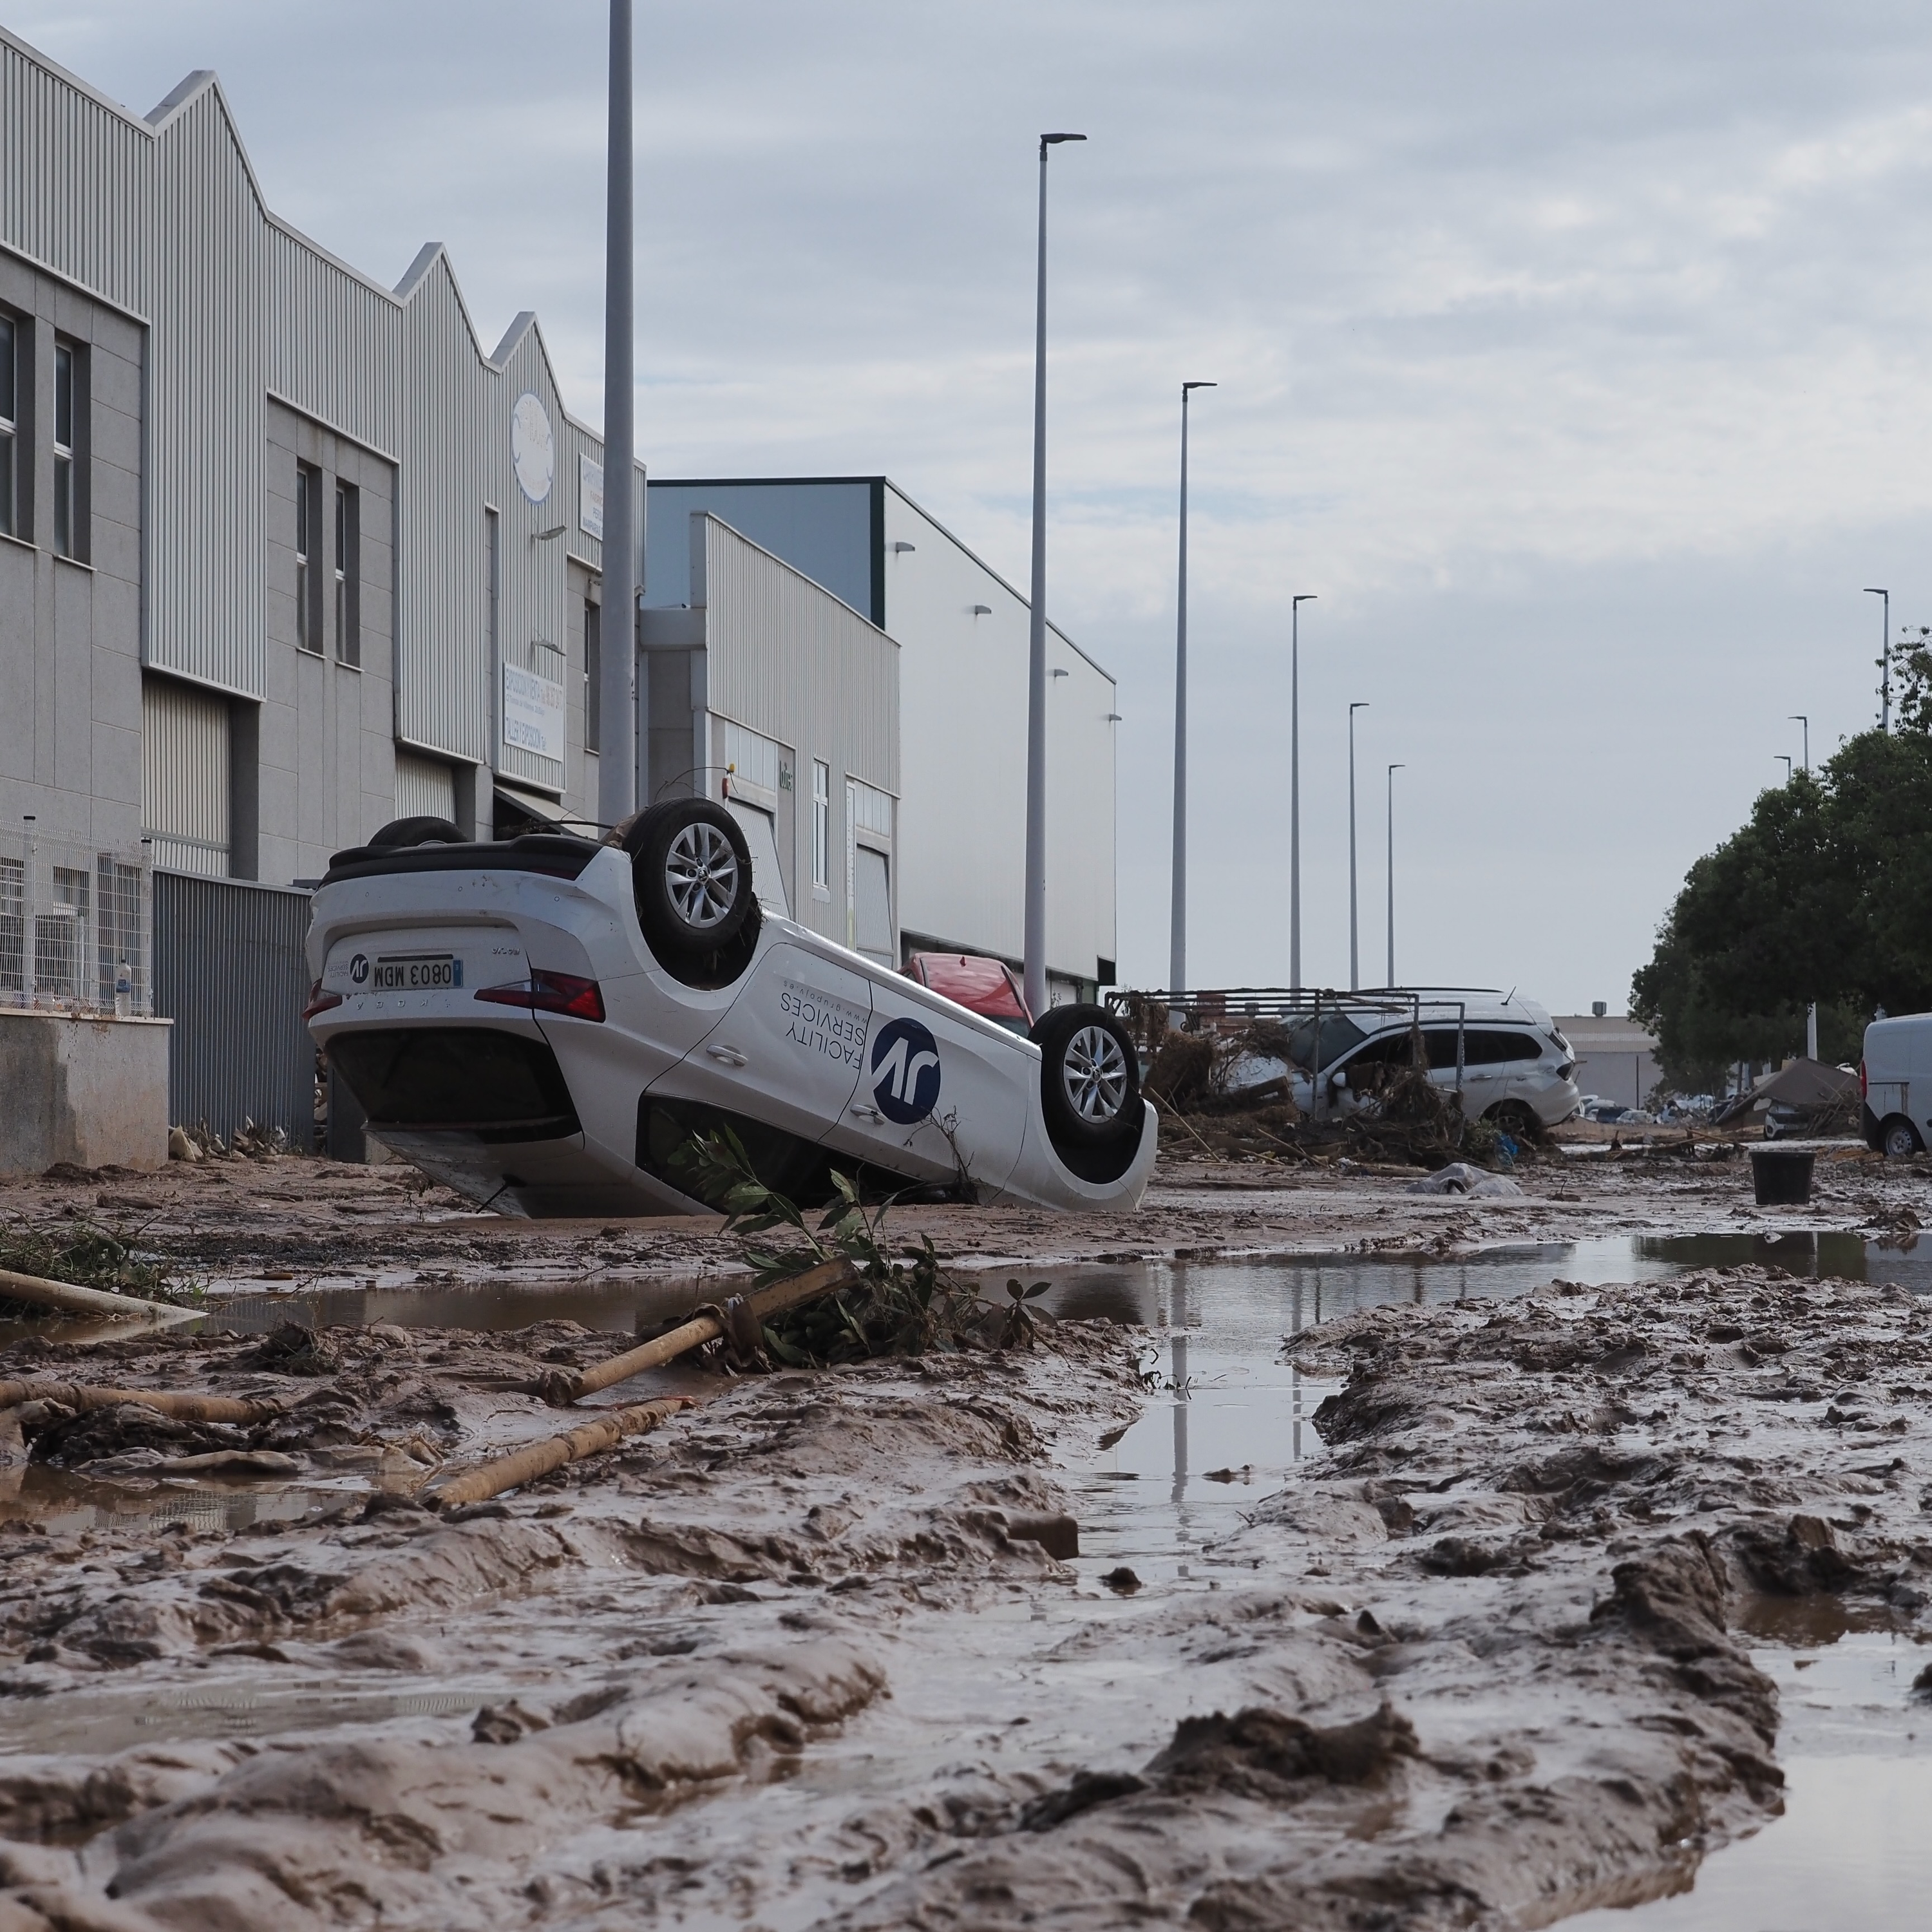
[373,954,463,991]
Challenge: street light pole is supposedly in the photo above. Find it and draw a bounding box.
[1865,587,1890,732]
[1789,714,1808,775]
[1348,701,1368,992]
[1022,132,1085,1022]
[1170,381,1215,996]
[1386,762,1404,989]
[1289,593,1315,992]
[597,0,636,831]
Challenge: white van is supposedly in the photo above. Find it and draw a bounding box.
[1861,1014,1932,1156]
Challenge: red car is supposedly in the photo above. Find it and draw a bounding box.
[904,951,1032,1036]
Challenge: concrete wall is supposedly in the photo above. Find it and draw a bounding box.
[1554,1014,1660,1111]
[0,252,144,857]
[0,1010,169,1174]
[260,399,397,881]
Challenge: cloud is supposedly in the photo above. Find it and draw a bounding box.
[17,0,1932,1012]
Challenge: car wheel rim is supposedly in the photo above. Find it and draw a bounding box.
[1062,1025,1128,1124]
[664,823,740,930]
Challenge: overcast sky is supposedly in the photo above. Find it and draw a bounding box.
[20,1,1932,1017]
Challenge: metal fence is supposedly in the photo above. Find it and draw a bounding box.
[153,871,314,1143]
[0,822,151,1015]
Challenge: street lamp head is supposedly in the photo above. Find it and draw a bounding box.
[1293,593,1316,609]
[1041,132,1087,147]
[1182,381,1217,393]
[1865,586,1888,596]
[1350,701,1369,716]
[1388,762,1405,773]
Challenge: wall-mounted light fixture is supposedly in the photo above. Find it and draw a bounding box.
[1106,712,1122,721]
[1050,667,1068,679]
[892,541,916,554]
[534,525,567,543]
[970,603,992,616]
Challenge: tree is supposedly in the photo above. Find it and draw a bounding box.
[1631,726,1932,1084]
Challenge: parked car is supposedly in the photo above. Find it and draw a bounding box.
[304,801,1157,1218]
[904,951,1031,1036]
[1283,992,1582,1136]
[1862,1016,1932,1157]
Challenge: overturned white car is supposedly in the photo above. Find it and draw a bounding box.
[304,800,1158,1218]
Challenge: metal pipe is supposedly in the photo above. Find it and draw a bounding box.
[597,0,637,831]
[1290,594,1314,991]
[1170,381,1215,995]
[1347,703,1368,991]
[1023,133,1084,1020]
[1386,762,1404,989]
[1865,587,1890,733]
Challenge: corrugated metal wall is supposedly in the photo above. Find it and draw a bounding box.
[140,676,229,874]
[152,871,313,1141]
[703,516,898,797]
[393,751,455,822]
[0,28,616,825]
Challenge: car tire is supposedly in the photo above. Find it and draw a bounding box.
[627,800,756,960]
[1485,1099,1540,1141]
[368,815,465,850]
[1882,1115,1923,1159]
[1032,1005,1141,1149]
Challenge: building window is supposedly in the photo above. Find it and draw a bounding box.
[811,760,830,891]
[334,479,359,666]
[295,464,319,652]
[584,596,601,755]
[0,313,15,539]
[52,342,76,558]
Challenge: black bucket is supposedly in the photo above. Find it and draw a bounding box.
[1750,1146,1815,1207]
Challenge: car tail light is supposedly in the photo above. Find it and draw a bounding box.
[302,980,343,1021]
[475,970,605,1022]
[1861,1059,1868,1099]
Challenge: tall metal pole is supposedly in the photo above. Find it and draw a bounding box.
[1865,587,1890,732]
[1790,714,1808,774]
[1023,133,1084,1019]
[1290,594,1315,992]
[1348,701,1367,991]
[597,0,636,829]
[1386,762,1403,989]
[1170,381,1215,994]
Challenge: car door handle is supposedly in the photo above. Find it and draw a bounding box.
[850,1104,884,1123]
[706,1045,748,1068]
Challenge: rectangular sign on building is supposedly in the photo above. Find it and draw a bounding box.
[580,456,604,540]
[502,661,567,765]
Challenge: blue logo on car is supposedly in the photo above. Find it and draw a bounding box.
[871,1018,941,1124]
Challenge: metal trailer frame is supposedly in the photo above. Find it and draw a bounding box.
[1108,985,1483,1121]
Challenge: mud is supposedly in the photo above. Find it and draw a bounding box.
[3,1154,1932,1926]
[4,1133,1926,1303]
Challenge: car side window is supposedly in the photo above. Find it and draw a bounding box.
[1463,1030,1546,1066]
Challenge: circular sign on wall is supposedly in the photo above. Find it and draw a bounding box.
[511,392,555,504]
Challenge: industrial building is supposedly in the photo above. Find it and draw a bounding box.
[0,26,1117,1153]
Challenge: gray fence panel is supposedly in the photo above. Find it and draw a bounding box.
[153,871,314,1143]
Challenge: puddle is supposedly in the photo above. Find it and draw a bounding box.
[0,1462,348,1537]
[6,1229,1932,1353]
[1566,1629,1932,1931]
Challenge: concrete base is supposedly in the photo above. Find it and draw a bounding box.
[0,1011,172,1175]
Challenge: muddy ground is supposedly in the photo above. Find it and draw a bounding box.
[1,1143,1931,1928]
[5,1128,1926,1293]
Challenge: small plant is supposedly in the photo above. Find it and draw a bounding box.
[673,1128,994,1367]
[0,1215,205,1308]
[999,1278,1054,1350]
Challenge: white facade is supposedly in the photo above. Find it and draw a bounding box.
[646,478,1119,1001]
